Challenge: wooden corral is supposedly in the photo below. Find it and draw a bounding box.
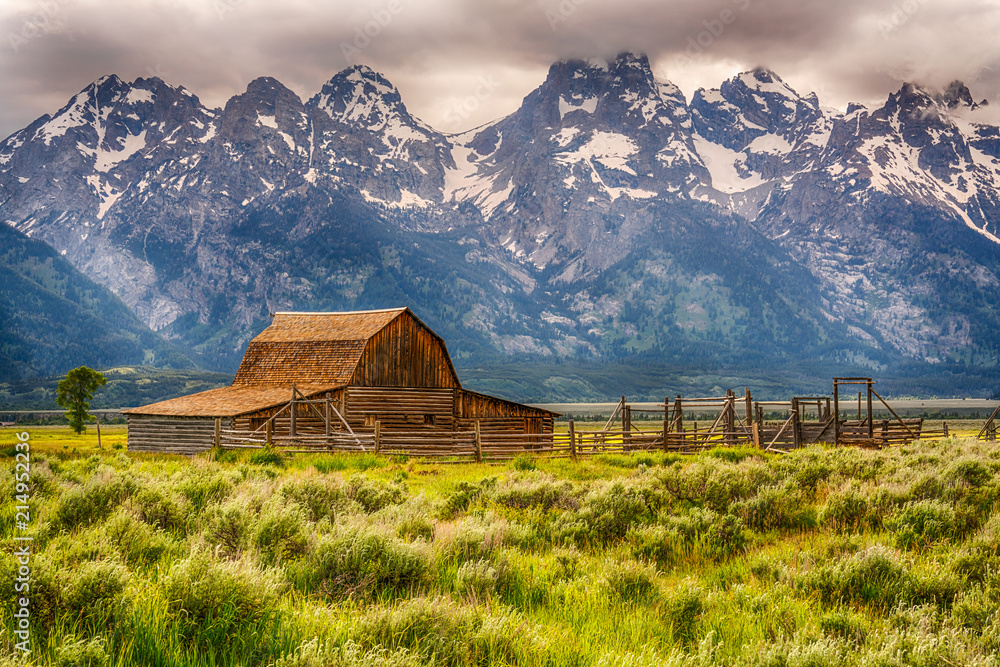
[123,308,557,454]
[658,378,945,453]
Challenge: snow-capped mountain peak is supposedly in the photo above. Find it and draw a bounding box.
[310,64,414,131]
[5,58,1000,369]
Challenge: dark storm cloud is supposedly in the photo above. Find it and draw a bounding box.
[2,0,1000,139]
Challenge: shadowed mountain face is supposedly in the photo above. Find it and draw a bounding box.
[0,222,194,379]
[3,53,1000,380]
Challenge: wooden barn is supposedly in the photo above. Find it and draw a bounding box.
[124,308,557,454]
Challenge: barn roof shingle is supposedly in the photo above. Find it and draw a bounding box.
[122,383,338,417]
[233,308,410,387]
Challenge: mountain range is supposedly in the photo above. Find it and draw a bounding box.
[3,52,1000,395]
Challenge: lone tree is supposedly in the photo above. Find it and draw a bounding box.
[56,366,107,434]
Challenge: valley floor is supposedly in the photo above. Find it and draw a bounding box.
[2,427,1000,665]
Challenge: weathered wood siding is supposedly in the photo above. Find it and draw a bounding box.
[456,390,555,434]
[345,387,455,431]
[457,417,555,435]
[351,313,460,388]
[127,415,232,454]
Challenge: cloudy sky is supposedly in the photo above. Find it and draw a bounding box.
[3,0,1000,139]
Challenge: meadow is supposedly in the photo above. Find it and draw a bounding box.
[2,425,1000,666]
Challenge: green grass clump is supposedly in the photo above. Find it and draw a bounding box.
[820,484,871,533]
[347,474,406,513]
[288,526,429,599]
[888,499,957,550]
[272,639,421,667]
[162,552,282,642]
[54,469,137,529]
[52,636,110,667]
[352,596,535,666]
[253,503,310,566]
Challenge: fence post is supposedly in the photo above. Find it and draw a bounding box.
[944,421,950,438]
[325,392,331,437]
[624,405,632,448]
[791,398,800,449]
[96,417,102,450]
[569,420,577,461]
[744,388,753,434]
[213,418,221,449]
[833,379,841,445]
[662,398,669,452]
[475,420,482,463]
[675,395,684,448]
[266,420,273,446]
[725,390,735,447]
[290,384,297,437]
[374,420,381,455]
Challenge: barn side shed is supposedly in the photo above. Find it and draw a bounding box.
[124,308,557,453]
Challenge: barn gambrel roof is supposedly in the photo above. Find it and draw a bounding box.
[123,307,462,417]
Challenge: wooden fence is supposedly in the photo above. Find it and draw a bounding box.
[220,420,679,462]
[216,416,950,461]
[206,377,959,460]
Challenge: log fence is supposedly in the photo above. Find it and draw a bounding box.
[218,420,682,461]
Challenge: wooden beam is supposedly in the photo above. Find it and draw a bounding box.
[744,388,753,429]
[602,396,624,432]
[976,404,1000,440]
[474,420,482,463]
[867,381,874,440]
[870,387,917,440]
[791,398,801,449]
[324,393,331,437]
[833,379,841,444]
[765,413,795,451]
[569,419,577,461]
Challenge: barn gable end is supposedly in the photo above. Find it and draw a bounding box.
[351,310,460,389]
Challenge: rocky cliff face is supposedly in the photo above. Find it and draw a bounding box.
[3,53,1000,373]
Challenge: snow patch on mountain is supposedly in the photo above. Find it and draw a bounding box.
[93,130,147,172]
[693,135,766,193]
[559,94,598,119]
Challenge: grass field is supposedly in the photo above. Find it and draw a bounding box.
[2,426,1000,665]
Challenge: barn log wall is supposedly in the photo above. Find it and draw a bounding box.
[345,387,456,431]
[351,313,459,389]
[456,390,555,435]
[127,415,233,454]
